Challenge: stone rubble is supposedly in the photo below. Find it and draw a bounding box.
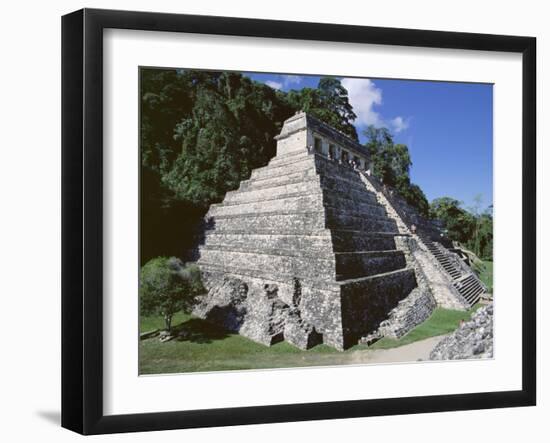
[429,303,494,360]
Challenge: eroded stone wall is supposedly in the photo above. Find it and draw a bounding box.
[430,303,493,360]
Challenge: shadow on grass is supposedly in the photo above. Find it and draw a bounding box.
[171,318,232,344]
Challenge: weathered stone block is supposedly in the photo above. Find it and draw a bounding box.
[207,211,327,232]
[330,231,396,252]
[339,269,417,348]
[335,251,407,280]
[226,178,321,203]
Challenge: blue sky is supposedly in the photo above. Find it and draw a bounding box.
[245,72,493,210]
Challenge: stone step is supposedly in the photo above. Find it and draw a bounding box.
[462,285,483,299]
[200,244,404,280]
[337,267,416,290]
[206,211,327,232]
[203,230,400,254]
[330,230,397,252]
[225,180,321,204]
[319,173,378,196]
[462,290,483,306]
[453,275,485,306]
[240,167,318,191]
[245,156,369,192]
[207,215,398,237]
[198,248,336,281]
[423,241,465,278]
[198,261,414,296]
[459,279,482,294]
[323,198,393,221]
[205,228,402,239]
[239,157,378,206]
[338,267,418,348]
[326,209,398,232]
[322,183,379,206]
[326,206,396,224]
[454,275,477,289]
[250,155,315,180]
[200,241,406,280]
[200,241,334,258]
[267,149,310,166]
[322,193,387,217]
[314,155,368,181]
[208,192,325,217]
[196,262,340,291]
[442,266,461,276]
[229,176,321,203]
[203,231,333,252]
[208,204,397,232]
[335,250,407,280]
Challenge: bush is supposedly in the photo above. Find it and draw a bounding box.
[140,257,204,332]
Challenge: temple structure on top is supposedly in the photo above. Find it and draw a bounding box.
[193,112,486,351]
[275,111,373,171]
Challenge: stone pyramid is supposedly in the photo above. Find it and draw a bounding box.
[194,112,420,350]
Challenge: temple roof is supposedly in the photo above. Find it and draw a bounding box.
[276,111,370,159]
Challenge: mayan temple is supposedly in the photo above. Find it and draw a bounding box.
[194,112,487,351]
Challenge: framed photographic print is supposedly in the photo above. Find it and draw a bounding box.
[61,8,536,435]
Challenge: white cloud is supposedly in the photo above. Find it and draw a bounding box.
[263,75,301,91]
[283,75,302,87]
[265,80,283,90]
[341,78,384,127]
[341,78,410,134]
[391,116,410,133]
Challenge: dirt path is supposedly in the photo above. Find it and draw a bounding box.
[349,335,447,365]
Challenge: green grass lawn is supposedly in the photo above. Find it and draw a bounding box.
[139,303,483,374]
[477,260,493,293]
[140,311,190,334]
[139,313,340,374]
[366,304,482,350]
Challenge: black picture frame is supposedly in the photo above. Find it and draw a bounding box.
[61,8,536,435]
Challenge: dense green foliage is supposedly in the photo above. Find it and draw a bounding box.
[141,70,294,208]
[362,125,430,216]
[476,260,493,293]
[140,257,204,332]
[286,77,358,140]
[140,69,295,261]
[430,197,493,259]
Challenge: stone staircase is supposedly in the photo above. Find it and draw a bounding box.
[418,234,463,280]
[357,172,410,235]
[358,170,486,309]
[417,233,486,308]
[452,274,486,307]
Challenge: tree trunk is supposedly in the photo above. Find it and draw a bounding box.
[164,315,172,333]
